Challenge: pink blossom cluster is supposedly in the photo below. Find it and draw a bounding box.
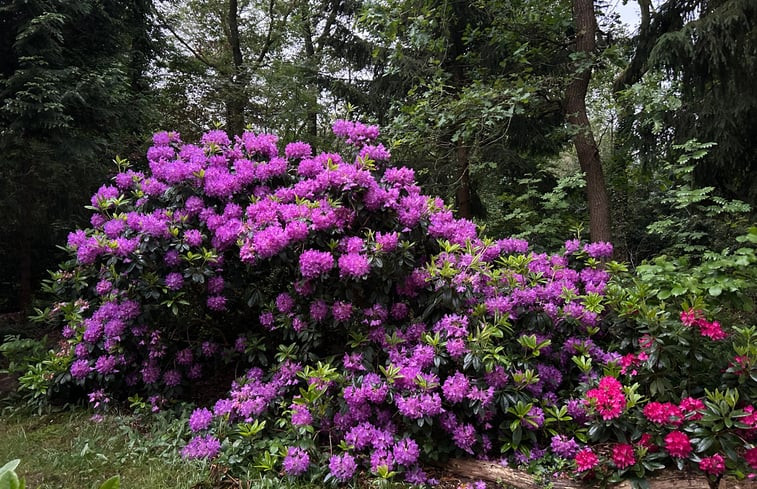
[584,376,626,420]
[680,308,727,340]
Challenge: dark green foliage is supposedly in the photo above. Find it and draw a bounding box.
[618,0,757,205]
[363,0,572,219]
[0,0,157,311]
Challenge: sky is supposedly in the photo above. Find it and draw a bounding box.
[607,0,642,31]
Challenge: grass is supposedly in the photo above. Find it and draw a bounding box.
[0,406,214,489]
[0,405,413,489]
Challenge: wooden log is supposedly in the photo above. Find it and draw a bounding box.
[446,458,757,489]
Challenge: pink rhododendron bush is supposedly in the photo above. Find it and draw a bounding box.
[36,121,757,486]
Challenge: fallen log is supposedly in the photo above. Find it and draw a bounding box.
[446,458,757,489]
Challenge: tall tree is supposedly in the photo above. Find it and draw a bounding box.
[564,0,612,242]
[0,0,157,311]
[615,0,757,205]
[155,0,293,137]
[155,0,372,143]
[364,0,570,222]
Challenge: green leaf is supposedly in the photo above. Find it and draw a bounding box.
[670,286,687,296]
[0,461,19,477]
[707,285,722,296]
[98,476,120,489]
[0,470,20,489]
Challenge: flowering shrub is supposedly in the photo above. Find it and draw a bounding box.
[33,121,757,486]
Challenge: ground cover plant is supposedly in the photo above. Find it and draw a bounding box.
[25,121,757,487]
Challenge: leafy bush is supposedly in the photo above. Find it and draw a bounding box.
[31,121,757,485]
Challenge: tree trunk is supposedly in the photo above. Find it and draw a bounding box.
[446,458,757,489]
[456,143,473,219]
[565,0,612,243]
[301,6,318,143]
[226,0,245,136]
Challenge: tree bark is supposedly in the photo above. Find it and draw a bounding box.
[301,5,318,143]
[456,143,473,219]
[565,0,612,243]
[226,0,246,136]
[446,458,757,489]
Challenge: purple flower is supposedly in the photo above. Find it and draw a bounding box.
[564,239,581,254]
[207,295,227,311]
[183,229,203,246]
[583,241,613,258]
[71,359,91,379]
[332,120,379,146]
[442,372,470,403]
[452,423,477,453]
[345,422,376,449]
[338,253,370,278]
[189,407,213,431]
[163,369,181,386]
[550,434,579,458]
[309,300,329,322]
[285,141,312,159]
[95,280,113,296]
[393,438,420,466]
[332,301,352,321]
[165,272,184,290]
[94,355,118,375]
[260,311,275,329]
[207,276,225,294]
[91,185,119,208]
[201,129,230,147]
[176,348,193,365]
[164,249,181,266]
[282,446,310,476]
[446,338,469,359]
[276,293,295,313]
[291,403,312,426]
[181,435,221,459]
[328,453,357,481]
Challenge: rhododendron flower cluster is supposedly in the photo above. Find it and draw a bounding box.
[611,443,636,469]
[680,308,727,340]
[575,448,599,471]
[585,376,626,420]
[664,431,692,458]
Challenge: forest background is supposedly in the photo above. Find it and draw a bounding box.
[0,0,755,318]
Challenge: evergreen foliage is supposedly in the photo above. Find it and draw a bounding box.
[618,0,757,205]
[0,0,157,312]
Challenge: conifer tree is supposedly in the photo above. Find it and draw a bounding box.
[0,0,157,311]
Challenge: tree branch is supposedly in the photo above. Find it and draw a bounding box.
[154,7,227,75]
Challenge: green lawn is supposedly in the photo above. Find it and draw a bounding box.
[0,407,214,489]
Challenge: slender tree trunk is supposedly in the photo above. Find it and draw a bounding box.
[455,143,473,219]
[226,0,245,136]
[565,0,612,243]
[301,7,318,143]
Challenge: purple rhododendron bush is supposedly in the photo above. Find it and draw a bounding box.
[36,121,757,487]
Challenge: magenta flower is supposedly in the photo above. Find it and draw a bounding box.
[612,443,635,469]
[575,447,598,471]
[299,249,334,279]
[338,253,370,278]
[664,431,692,458]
